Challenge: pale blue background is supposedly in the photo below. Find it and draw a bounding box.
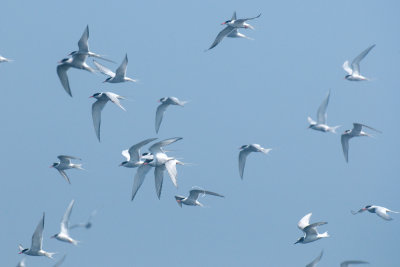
[1,0,399,266]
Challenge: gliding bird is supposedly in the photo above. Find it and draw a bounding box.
[341,123,381,163]
[206,12,260,50]
[90,92,126,142]
[51,200,78,245]
[308,90,340,133]
[93,54,137,83]
[155,97,187,133]
[70,210,97,230]
[50,155,83,184]
[294,213,329,244]
[351,205,399,221]
[343,45,375,81]
[18,213,55,258]
[238,144,271,179]
[175,189,224,207]
[0,55,12,63]
[120,138,158,168]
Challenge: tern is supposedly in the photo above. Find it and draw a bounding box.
[295,213,329,244]
[343,45,375,81]
[132,137,183,200]
[50,155,83,184]
[351,205,399,221]
[53,255,67,267]
[93,54,137,83]
[340,261,369,267]
[16,258,26,267]
[70,210,97,230]
[238,144,271,179]
[155,97,187,133]
[57,54,95,97]
[68,25,114,63]
[120,138,158,168]
[0,55,12,62]
[175,189,224,207]
[90,92,126,142]
[206,12,260,50]
[18,213,55,258]
[341,123,381,162]
[306,251,323,267]
[308,90,340,133]
[51,200,79,245]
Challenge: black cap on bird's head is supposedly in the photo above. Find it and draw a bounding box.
[174,196,185,207]
[119,161,128,167]
[68,51,78,56]
[365,205,372,209]
[90,92,102,99]
[50,162,58,168]
[159,97,167,103]
[104,77,112,83]
[294,237,304,244]
[58,58,70,64]
[345,74,351,79]
[50,234,58,239]
[142,152,150,156]
[221,20,232,25]
[239,145,248,150]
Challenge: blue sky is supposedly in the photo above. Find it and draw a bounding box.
[1,0,399,266]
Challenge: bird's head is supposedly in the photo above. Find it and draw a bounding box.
[18,245,27,254]
[68,51,78,57]
[239,145,248,150]
[294,237,304,244]
[50,162,58,168]
[159,97,167,103]
[58,58,70,64]
[175,196,184,207]
[103,77,112,83]
[50,234,58,239]
[90,92,102,99]
[221,20,232,25]
[344,74,351,80]
[119,161,128,167]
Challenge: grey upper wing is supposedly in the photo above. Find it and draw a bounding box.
[207,26,235,50]
[306,250,323,267]
[189,189,224,200]
[357,123,382,133]
[155,103,169,133]
[238,149,251,179]
[53,255,67,267]
[58,155,80,163]
[317,91,330,124]
[104,92,126,111]
[341,134,350,163]
[115,54,128,78]
[31,213,45,251]
[131,164,152,201]
[93,60,115,77]
[92,99,108,142]
[235,13,261,23]
[351,44,375,75]
[78,25,89,52]
[58,170,71,184]
[231,11,237,20]
[149,137,183,154]
[128,138,158,162]
[57,64,72,97]
[154,166,165,199]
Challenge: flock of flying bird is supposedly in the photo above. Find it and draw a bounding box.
[0,10,395,267]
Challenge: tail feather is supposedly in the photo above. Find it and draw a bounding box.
[73,164,84,170]
[319,231,329,238]
[45,252,56,259]
[261,148,272,154]
[329,125,341,134]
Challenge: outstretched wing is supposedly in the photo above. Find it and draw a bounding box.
[317,91,330,124]
[58,170,71,184]
[306,250,323,267]
[155,103,169,134]
[297,213,312,230]
[115,54,128,78]
[207,26,235,50]
[128,138,158,162]
[149,137,182,154]
[341,134,350,163]
[154,166,165,199]
[60,200,74,234]
[351,44,375,75]
[238,149,251,179]
[57,64,72,97]
[340,261,369,267]
[189,189,224,201]
[131,164,152,201]
[93,60,115,77]
[31,213,45,251]
[78,25,89,52]
[104,92,126,111]
[303,222,327,235]
[92,99,108,142]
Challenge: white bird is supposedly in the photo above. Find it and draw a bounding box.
[70,210,97,230]
[295,213,329,244]
[308,90,340,133]
[16,258,25,267]
[238,144,271,179]
[51,200,79,245]
[306,251,323,267]
[132,137,183,200]
[343,45,375,81]
[206,12,260,50]
[351,205,399,221]
[53,255,67,267]
[0,55,12,63]
[93,54,137,83]
[68,25,114,63]
[57,54,95,97]
[155,97,187,133]
[175,189,224,207]
[341,123,381,163]
[340,261,369,267]
[90,92,126,142]
[120,138,158,168]
[50,155,83,184]
[18,213,55,258]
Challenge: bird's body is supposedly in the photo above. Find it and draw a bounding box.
[295,213,329,244]
[51,200,79,245]
[175,189,224,207]
[93,54,136,83]
[343,45,375,81]
[18,213,55,258]
[206,12,260,50]
[341,123,381,162]
[90,92,126,142]
[120,138,157,168]
[155,97,187,133]
[351,205,399,221]
[308,90,340,133]
[51,155,83,184]
[238,144,271,179]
